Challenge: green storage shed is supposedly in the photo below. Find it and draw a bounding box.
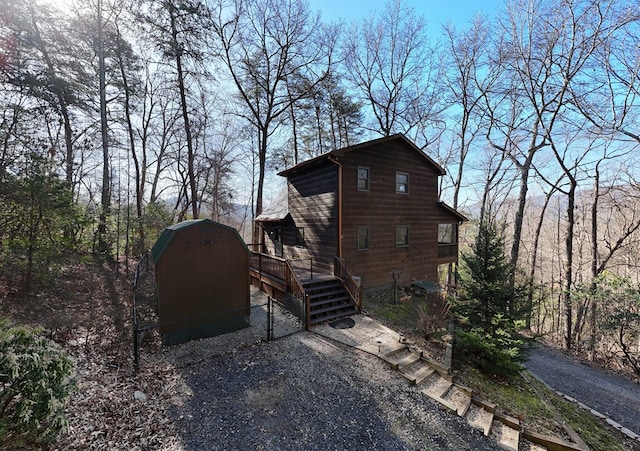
[151,219,250,345]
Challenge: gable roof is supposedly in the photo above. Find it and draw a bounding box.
[278,134,445,177]
[151,218,249,264]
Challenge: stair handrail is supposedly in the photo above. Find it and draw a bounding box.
[334,256,363,312]
[284,259,309,329]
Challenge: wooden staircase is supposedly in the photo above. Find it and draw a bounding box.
[305,278,359,326]
[379,346,589,451]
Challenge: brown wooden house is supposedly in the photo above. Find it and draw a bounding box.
[252,134,466,325]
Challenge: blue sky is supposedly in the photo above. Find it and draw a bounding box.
[308,0,504,34]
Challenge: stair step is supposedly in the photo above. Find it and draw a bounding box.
[310,295,351,308]
[304,280,342,291]
[309,308,358,325]
[310,303,355,315]
[308,289,349,300]
[391,351,422,371]
[422,376,452,399]
[442,386,472,417]
[402,362,435,385]
[467,404,494,436]
[491,422,519,451]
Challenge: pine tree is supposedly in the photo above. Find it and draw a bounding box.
[453,217,531,377]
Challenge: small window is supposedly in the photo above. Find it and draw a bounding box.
[395,226,409,247]
[396,172,409,193]
[357,227,369,251]
[358,166,370,191]
[438,224,456,244]
[296,227,305,246]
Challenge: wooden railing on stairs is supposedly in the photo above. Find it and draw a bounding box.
[334,257,363,313]
[249,250,309,327]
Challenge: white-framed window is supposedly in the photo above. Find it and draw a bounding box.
[396,172,409,193]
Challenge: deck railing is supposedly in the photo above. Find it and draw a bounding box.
[334,257,363,313]
[437,243,458,261]
[249,250,308,327]
[250,252,287,281]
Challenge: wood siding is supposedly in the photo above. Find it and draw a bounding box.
[286,163,338,275]
[155,223,249,343]
[339,140,447,289]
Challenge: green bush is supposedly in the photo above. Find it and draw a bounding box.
[0,318,75,448]
[454,316,529,378]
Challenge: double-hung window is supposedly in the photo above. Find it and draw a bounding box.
[358,166,370,191]
[396,172,409,193]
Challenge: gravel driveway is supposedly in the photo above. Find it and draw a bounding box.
[166,332,500,450]
[525,344,640,435]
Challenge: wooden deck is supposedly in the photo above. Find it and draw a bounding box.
[249,252,361,328]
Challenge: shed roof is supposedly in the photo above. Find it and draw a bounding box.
[151,218,249,264]
[438,202,469,223]
[255,188,289,222]
[278,134,446,177]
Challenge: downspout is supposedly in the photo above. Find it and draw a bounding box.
[328,156,343,259]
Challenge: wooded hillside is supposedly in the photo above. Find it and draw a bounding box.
[1,0,640,375]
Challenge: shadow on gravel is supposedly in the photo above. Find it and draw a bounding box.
[166,333,501,450]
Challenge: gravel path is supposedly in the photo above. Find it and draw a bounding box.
[165,332,500,450]
[525,344,640,435]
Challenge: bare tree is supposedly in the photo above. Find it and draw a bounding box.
[442,16,493,210]
[342,0,442,145]
[138,0,210,219]
[211,0,335,240]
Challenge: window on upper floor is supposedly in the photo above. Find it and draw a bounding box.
[396,172,409,194]
[357,227,369,251]
[438,223,456,244]
[358,166,370,191]
[395,225,409,247]
[296,227,305,246]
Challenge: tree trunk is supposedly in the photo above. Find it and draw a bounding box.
[589,166,600,357]
[170,7,198,219]
[564,180,576,349]
[97,0,111,256]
